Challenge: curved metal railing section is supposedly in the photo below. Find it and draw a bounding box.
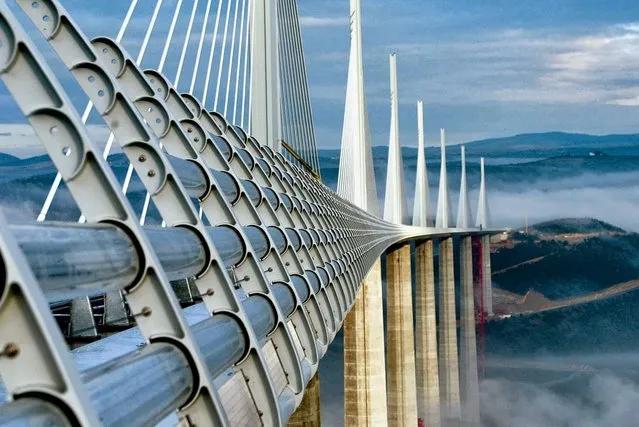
[0,2,478,425]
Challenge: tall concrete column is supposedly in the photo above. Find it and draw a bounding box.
[344,258,388,426]
[481,235,493,316]
[476,157,493,317]
[386,243,417,426]
[438,237,461,425]
[415,240,441,427]
[288,372,321,426]
[459,237,480,426]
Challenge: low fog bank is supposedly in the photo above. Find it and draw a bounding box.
[482,171,639,232]
[481,372,637,427]
[402,172,639,232]
[0,201,41,223]
[485,185,639,232]
[318,346,639,426]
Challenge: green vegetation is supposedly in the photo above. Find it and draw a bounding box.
[487,289,639,356]
[489,218,639,355]
[494,227,639,300]
[531,218,624,234]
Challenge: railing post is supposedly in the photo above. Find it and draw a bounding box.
[0,210,99,425]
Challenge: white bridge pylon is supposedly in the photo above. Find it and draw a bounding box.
[0,1,499,426]
[337,1,500,426]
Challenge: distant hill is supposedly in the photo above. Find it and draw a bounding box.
[530,218,624,235]
[463,131,639,157]
[321,153,639,193]
[488,218,639,355]
[0,153,152,222]
[5,150,639,222]
[0,152,19,165]
[6,131,639,195]
[320,131,639,160]
[493,218,637,299]
[487,289,639,356]
[318,132,639,192]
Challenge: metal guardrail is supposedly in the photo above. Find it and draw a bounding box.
[0,1,428,425]
[0,1,495,425]
[281,140,321,180]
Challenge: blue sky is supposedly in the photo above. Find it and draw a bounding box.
[3,0,639,149]
[298,0,639,147]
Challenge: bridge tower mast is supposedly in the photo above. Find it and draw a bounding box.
[477,157,494,316]
[251,0,283,151]
[338,0,388,425]
[383,53,418,426]
[458,146,481,426]
[413,100,442,427]
[435,128,462,425]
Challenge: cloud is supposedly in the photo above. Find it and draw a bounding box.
[469,171,639,232]
[300,14,639,147]
[481,372,638,427]
[377,170,639,233]
[484,185,639,232]
[377,22,639,107]
[299,16,349,28]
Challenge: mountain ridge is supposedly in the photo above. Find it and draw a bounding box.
[319,131,639,156]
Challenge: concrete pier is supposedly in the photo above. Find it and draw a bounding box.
[344,258,388,426]
[288,373,321,426]
[438,237,461,425]
[386,244,418,426]
[415,240,441,427]
[481,235,493,316]
[459,237,480,426]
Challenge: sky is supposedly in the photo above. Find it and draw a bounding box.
[298,0,639,148]
[2,1,639,149]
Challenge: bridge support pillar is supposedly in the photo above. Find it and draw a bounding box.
[481,235,493,316]
[288,372,321,426]
[386,243,418,426]
[438,237,461,425]
[415,239,441,427]
[344,258,388,426]
[460,236,480,426]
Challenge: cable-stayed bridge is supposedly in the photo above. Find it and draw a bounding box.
[0,0,500,426]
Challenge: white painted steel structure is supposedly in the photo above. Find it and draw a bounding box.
[383,53,408,226]
[413,100,432,227]
[0,0,500,425]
